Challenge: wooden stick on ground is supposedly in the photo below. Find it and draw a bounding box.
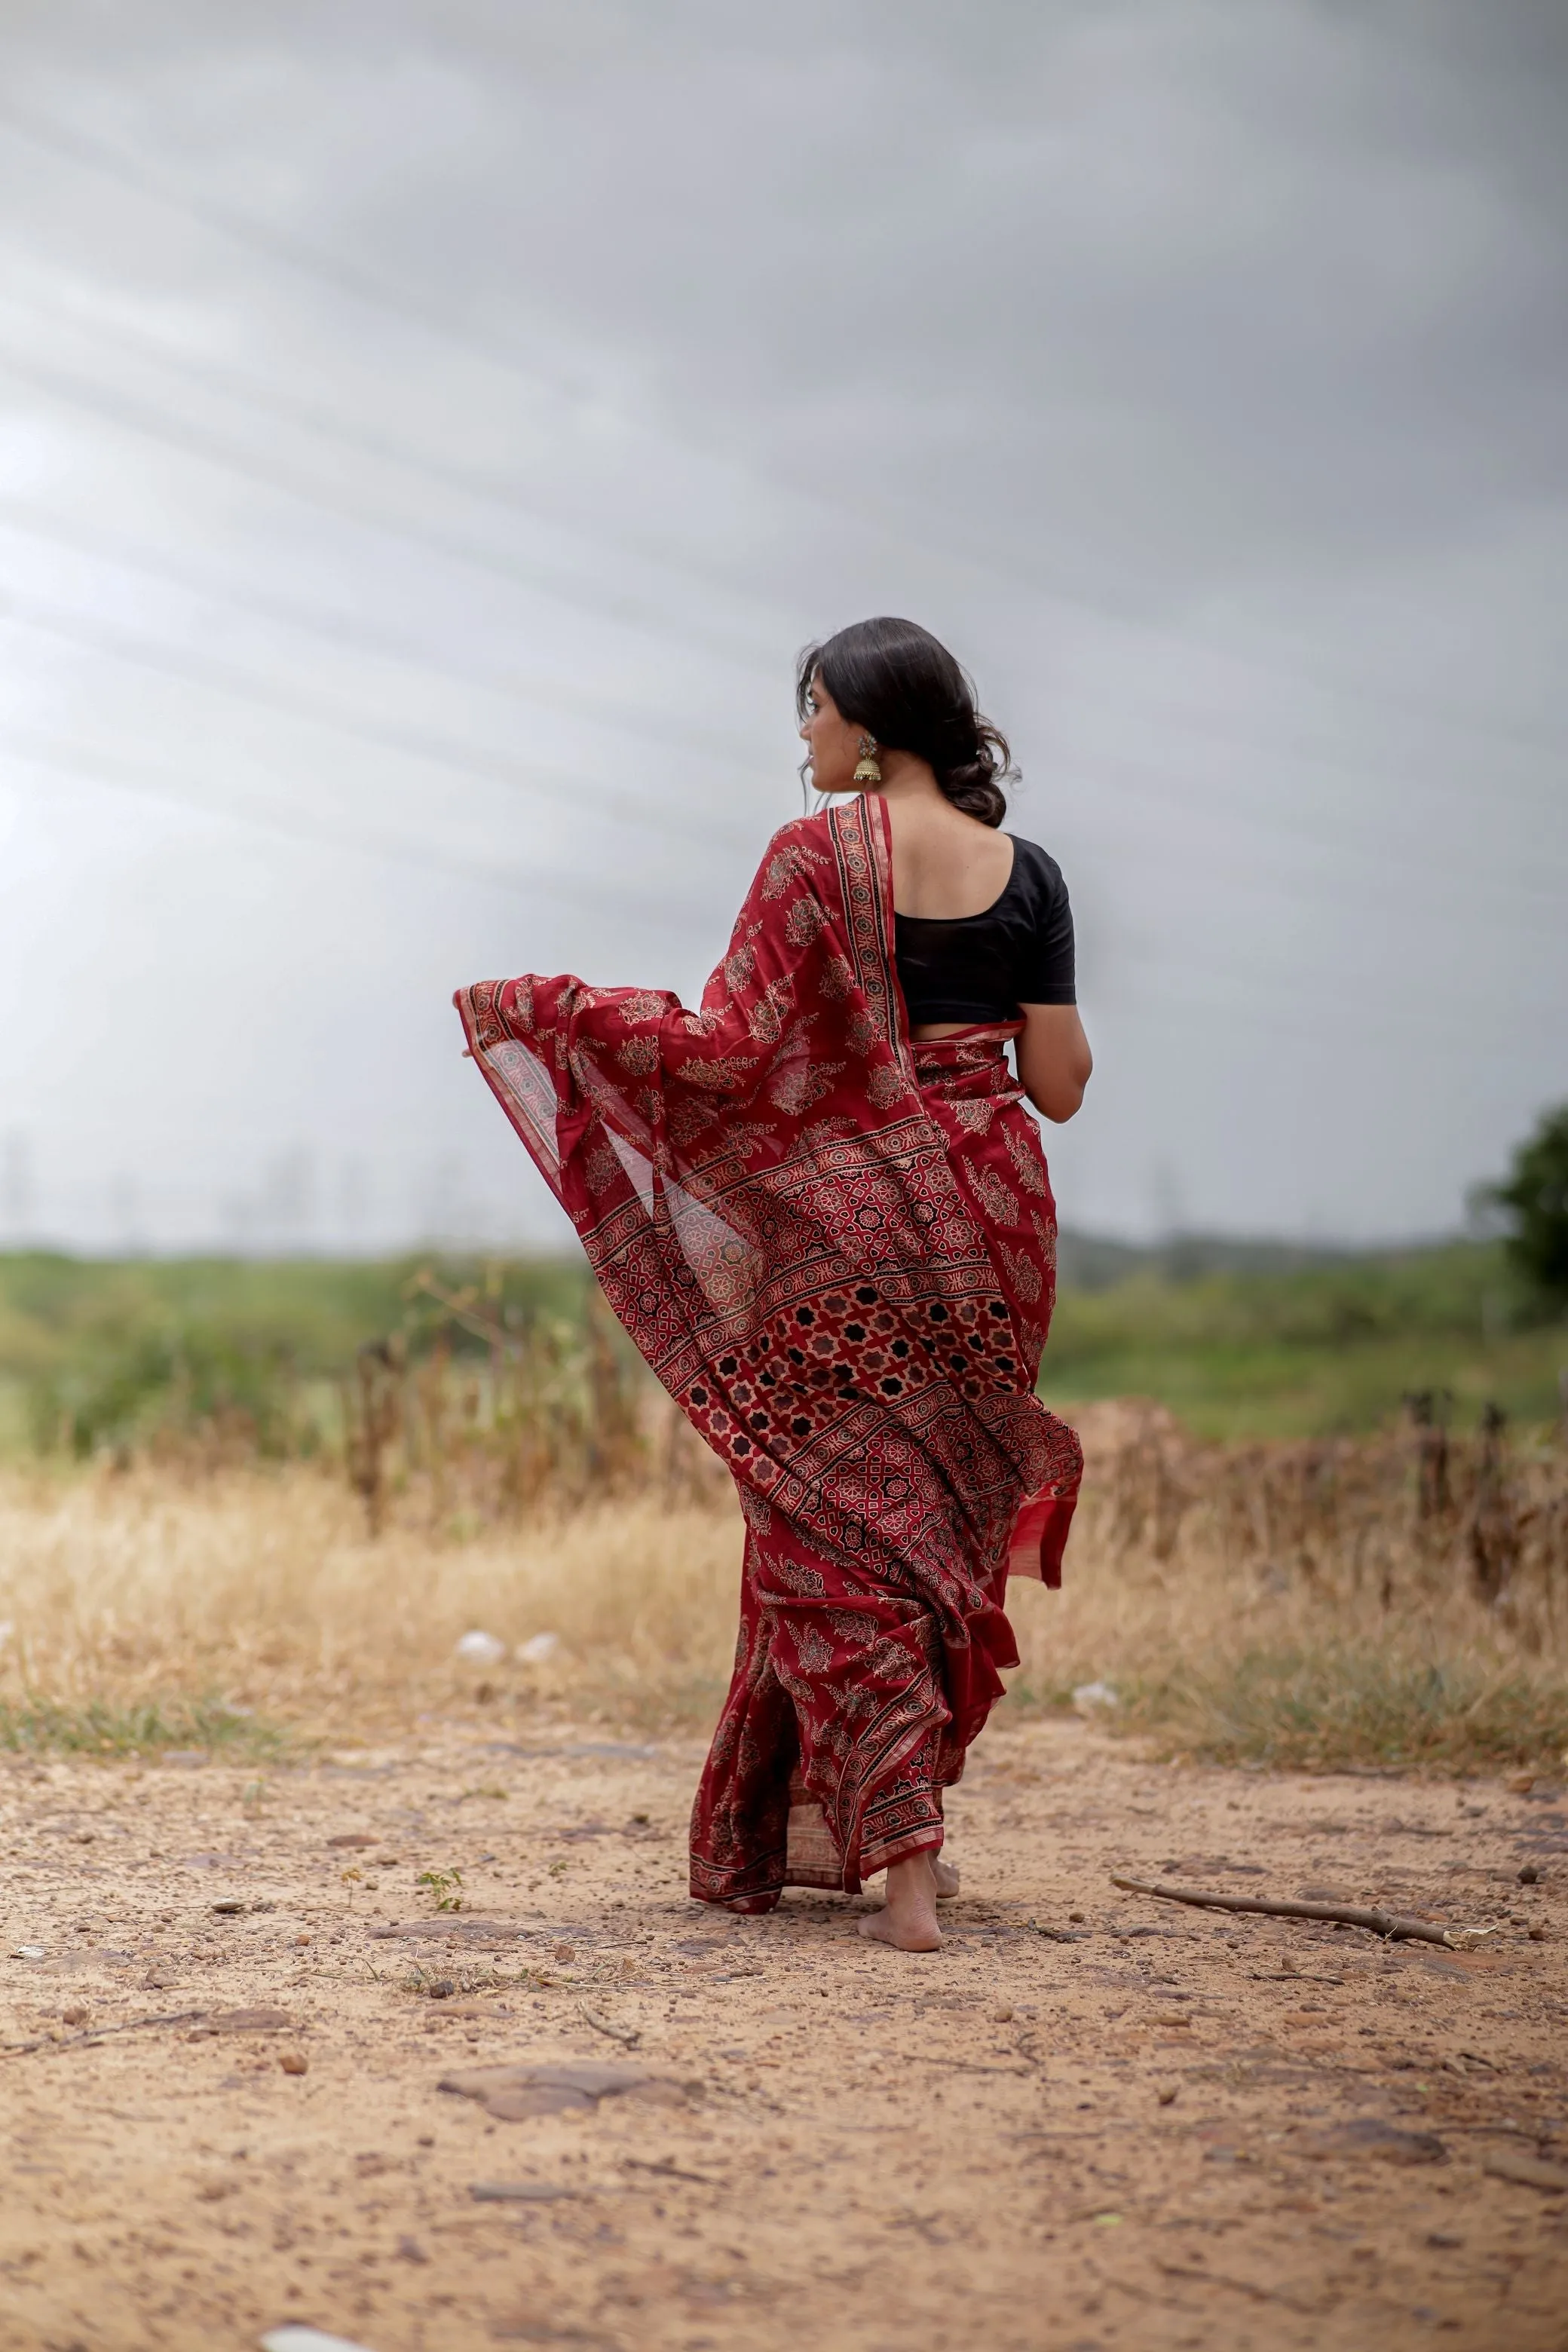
[575,2001,641,2049]
[2,2007,209,2059]
[1110,1875,1499,1950]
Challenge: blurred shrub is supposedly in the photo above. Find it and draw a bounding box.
[1483,1101,1568,1308]
[29,1321,306,1460]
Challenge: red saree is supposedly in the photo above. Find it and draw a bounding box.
[455,795,1081,1911]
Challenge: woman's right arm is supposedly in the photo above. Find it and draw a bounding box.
[1016,1003,1092,1123]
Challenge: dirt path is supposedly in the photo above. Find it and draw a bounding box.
[3,1720,1565,2352]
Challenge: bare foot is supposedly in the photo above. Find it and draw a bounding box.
[858,1852,942,1950]
[868,1855,960,1902]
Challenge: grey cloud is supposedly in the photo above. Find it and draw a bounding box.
[0,0,1563,1249]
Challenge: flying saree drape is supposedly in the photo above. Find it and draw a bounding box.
[455,794,1080,1911]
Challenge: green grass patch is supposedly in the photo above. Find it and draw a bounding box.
[0,1695,291,1760]
[1121,1646,1568,1774]
[0,1248,595,1460]
[1040,1243,1567,1438]
[3,1239,1563,1447]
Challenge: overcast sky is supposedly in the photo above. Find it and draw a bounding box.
[0,0,1563,1254]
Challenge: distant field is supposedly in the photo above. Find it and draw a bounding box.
[1042,1241,1566,1438]
[0,1236,1560,1451]
[2,1242,1564,1777]
[0,1249,591,1458]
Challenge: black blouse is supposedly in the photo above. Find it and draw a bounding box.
[893,835,1076,1026]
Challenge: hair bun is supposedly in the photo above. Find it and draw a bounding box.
[797,617,1016,828]
[939,724,1011,827]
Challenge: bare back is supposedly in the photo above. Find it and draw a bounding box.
[885,800,1015,920]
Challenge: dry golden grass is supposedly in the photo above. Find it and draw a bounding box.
[1016,1401,1568,1770]
[2,1398,1564,1771]
[0,1466,743,1739]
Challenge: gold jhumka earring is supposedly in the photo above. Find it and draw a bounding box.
[853,733,882,785]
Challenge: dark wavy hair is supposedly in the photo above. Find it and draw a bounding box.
[796,616,1015,827]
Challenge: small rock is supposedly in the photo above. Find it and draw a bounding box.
[428,1980,455,2000]
[295,1933,311,1946]
[1517,1865,1539,1885]
[1070,1680,1119,1713]
[455,1629,506,1667]
[395,2234,430,2262]
[1484,2149,1568,2194]
[10,1945,45,1962]
[327,1833,376,1851]
[990,2003,1014,2023]
[61,2005,89,2026]
[1426,2231,1463,2249]
[1067,1911,1085,1924]
[516,1631,561,1664]
[1506,1774,1536,1794]
[553,1942,577,1964]
[1529,1925,1548,1940]
[1157,2086,1179,2106]
[210,2007,294,2032]
[1301,2119,1447,2167]
[439,2060,691,2122]
[470,2180,583,2202]
[260,2329,380,2352]
[279,2050,309,2076]
[213,1899,247,1916]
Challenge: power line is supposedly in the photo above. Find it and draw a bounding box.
[0,94,605,436]
[2,123,1560,823]
[0,498,770,776]
[2,88,1559,765]
[0,496,776,779]
[5,721,1554,1046]
[0,335,1554,889]
[1,513,1557,930]
[6,292,1560,860]
[0,108,1554,939]
[0,579,757,854]
[0,267,792,676]
[0,722,714,929]
[1042,740,1566,910]
[0,326,774,686]
[0,100,793,678]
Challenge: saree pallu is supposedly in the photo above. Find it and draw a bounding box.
[455,795,1081,1911]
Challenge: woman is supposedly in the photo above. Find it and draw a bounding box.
[456,617,1090,1952]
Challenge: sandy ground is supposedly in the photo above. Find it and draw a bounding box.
[2,1717,1566,2352]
